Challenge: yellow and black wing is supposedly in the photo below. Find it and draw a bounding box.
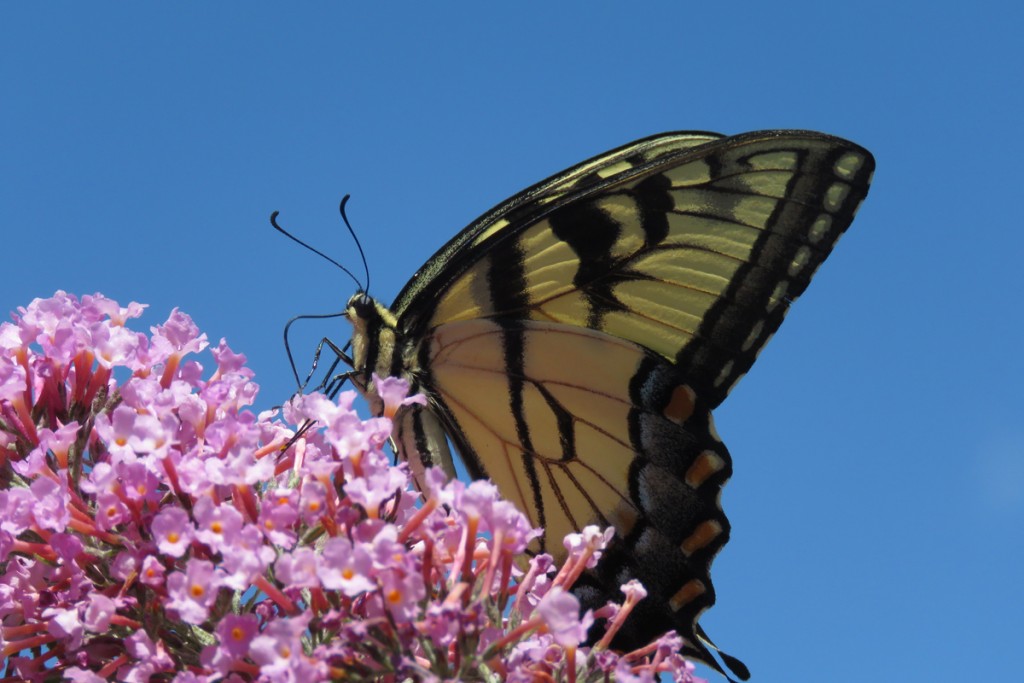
[348,130,874,678]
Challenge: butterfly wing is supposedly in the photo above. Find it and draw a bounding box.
[392,130,726,325]
[373,130,873,677]
[404,314,736,667]
[396,130,873,408]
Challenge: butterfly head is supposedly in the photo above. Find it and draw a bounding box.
[345,291,376,322]
[344,292,399,332]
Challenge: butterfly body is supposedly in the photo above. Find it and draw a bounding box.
[343,130,874,678]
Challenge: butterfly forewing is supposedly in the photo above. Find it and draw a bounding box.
[391,131,725,328]
[404,131,872,406]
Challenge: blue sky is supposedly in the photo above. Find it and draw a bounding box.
[3,3,1022,680]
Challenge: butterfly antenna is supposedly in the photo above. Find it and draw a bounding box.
[337,195,371,296]
[270,208,366,292]
[270,206,364,391]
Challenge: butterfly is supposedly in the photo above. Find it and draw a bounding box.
[340,130,874,679]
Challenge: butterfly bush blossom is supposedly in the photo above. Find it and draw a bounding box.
[0,292,704,682]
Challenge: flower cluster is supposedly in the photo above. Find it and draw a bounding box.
[0,292,704,682]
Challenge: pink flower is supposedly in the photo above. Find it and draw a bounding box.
[192,496,244,553]
[0,487,35,535]
[372,373,427,418]
[43,605,85,649]
[0,293,700,681]
[152,505,195,558]
[139,554,167,587]
[367,524,411,571]
[219,524,275,590]
[258,488,300,547]
[92,404,169,465]
[210,338,252,377]
[378,569,427,622]
[92,319,145,370]
[29,474,71,531]
[298,479,328,523]
[65,668,108,683]
[119,460,163,505]
[166,558,222,624]
[274,546,320,588]
[343,464,409,518]
[148,308,208,365]
[218,613,259,656]
[202,613,259,674]
[83,592,116,632]
[35,422,80,464]
[95,490,130,530]
[122,629,175,682]
[318,536,375,596]
[249,614,317,679]
[535,587,593,648]
[563,524,614,568]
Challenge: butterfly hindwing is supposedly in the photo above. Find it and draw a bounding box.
[344,130,874,679]
[415,317,737,670]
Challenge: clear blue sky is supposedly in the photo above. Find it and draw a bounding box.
[3,3,1021,681]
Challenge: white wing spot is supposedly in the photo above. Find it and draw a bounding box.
[834,152,866,179]
[824,183,850,212]
[741,319,765,353]
[809,215,832,244]
[714,360,735,389]
[788,246,812,277]
[766,281,789,312]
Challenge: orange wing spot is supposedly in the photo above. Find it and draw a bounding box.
[681,519,723,556]
[669,579,706,611]
[607,502,640,537]
[684,450,725,488]
[663,384,696,424]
